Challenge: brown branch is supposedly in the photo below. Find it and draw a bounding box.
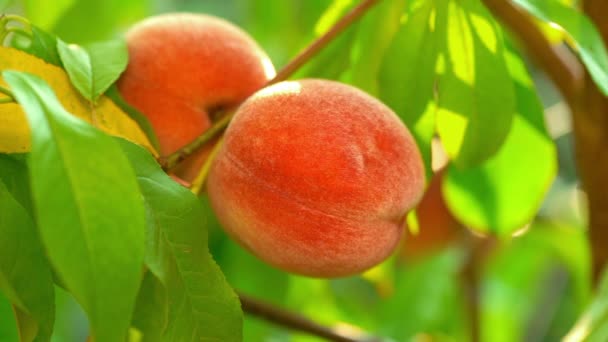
[160,0,381,171]
[481,0,583,106]
[578,0,608,284]
[239,292,373,342]
[485,0,608,284]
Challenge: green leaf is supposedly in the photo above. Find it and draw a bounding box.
[378,249,469,340]
[511,0,608,96]
[10,26,61,66]
[131,271,167,342]
[566,269,608,342]
[0,178,55,342]
[443,46,557,235]
[484,223,589,342]
[3,71,145,342]
[347,0,407,96]
[0,292,19,342]
[0,154,33,214]
[379,0,444,175]
[241,0,326,68]
[118,140,242,342]
[292,0,358,80]
[436,0,515,167]
[57,38,128,102]
[201,195,289,341]
[105,85,160,152]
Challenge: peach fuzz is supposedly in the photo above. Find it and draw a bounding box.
[117,13,275,181]
[207,79,426,277]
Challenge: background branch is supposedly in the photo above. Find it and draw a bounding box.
[578,0,608,284]
[483,0,608,284]
[481,0,583,106]
[239,293,373,342]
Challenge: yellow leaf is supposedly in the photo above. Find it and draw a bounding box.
[0,46,158,156]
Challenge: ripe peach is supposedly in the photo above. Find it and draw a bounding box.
[207,79,426,277]
[400,169,463,260]
[117,13,275,181]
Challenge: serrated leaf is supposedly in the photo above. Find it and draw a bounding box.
[4,71,146,342]
[0,46,156,155]
[443,47,557,235]
[379,0,444,175]
[436,0,515,167]
[0,177,55,342]
[118,140,242,342]
[511,0,608,96]
[57,38,128,102]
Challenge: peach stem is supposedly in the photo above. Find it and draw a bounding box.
[190,135,224,195]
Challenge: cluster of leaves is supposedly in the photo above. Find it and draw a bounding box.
[0,0,607,341]
[0,16,242,341]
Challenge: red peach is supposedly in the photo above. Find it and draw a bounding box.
[207,79,426,277]
[117,13,275,181]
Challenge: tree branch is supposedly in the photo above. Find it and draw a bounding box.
[484,0,608,284]
[239,292,373,342]
[268,0,379,84]
[160,0,380,171]
[578,0,608,284]
[481,0,583,106]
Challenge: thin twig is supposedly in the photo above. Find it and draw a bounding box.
[160,0,381,170]
[239,292,372,342]
[268,0,380,85]
[160,112,232,170]
[190,136,224,195]
[481,0,583,106]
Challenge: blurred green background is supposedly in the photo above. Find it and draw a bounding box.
[0,0,590,341]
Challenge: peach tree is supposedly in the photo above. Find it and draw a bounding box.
[0,0,607,341]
